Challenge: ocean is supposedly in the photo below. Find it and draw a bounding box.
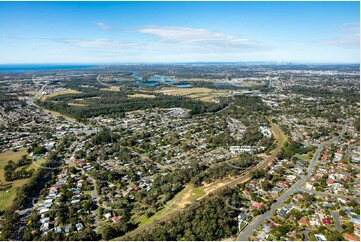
[0,64,98,73]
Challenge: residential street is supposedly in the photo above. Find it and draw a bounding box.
[330,211,342,232]
[237,124,347,241]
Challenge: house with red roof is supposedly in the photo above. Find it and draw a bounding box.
[321,154,328,161]
[277,180,288,188]
[111,216,122,223]
[251,201,264,209]
[322,217,332,225]
[243,190,250,197]
[267,220,280,228]
[343,233,360,241]
[52,184,62,189]
[299,217,310,227]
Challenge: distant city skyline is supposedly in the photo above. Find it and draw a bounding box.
[0,1,359,64]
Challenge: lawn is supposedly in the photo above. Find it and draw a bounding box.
[0,148,29,210]
[239,221,248,231]
[25,157,46,171]
[0,150,46,210]
[0,179,29,210]
[188,187,206,202]
[295,154,311,161]
[0,148,28,179]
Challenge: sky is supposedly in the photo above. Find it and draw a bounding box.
[0,1,359,64]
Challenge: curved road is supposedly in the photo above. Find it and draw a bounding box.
[237,124,348,241]
[97,74,111,87]
[118,123,285,240]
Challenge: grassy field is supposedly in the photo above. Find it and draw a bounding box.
[0,150,47,210]
[0,149,28,179]
[0,149,28,210]
[153,87,227,102]
[26,157,46,171]
[269,121,288,155]
[128,93,156,99]
[40,89,81,101]
[188,187,206,202]
[45,109,77,123]
[100,86,120,91]
[155,87,214,95]
[68,102,87,107]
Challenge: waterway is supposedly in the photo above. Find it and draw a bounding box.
[130,71,192,88]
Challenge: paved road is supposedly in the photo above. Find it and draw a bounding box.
[345,146,351,161]
[343,143,357,162]
[97,74,111,87]
[26,82,47,106]
[330,211,342,232]
[237,124,348,241]
[302,229,311,241]
[67,142,100,233]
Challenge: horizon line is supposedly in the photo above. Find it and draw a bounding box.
[0,61,360,65]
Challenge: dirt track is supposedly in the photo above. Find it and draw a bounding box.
[118,123,286,240]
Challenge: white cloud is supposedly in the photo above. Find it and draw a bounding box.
[318,34,360,49]
[338,22,359,27]
[96,22,111,31]
[137,26,262,50]
[327,22,360,48]
[56,38,183,54]
[47,26,271,62]
[337,22,360,34]
[58,39,128,49]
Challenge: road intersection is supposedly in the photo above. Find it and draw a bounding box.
[237,124,348,241]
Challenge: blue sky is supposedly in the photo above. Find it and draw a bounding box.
[0,1,359,64]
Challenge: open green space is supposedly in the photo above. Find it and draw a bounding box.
[0,149,28,210]
[0,150,46,210]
